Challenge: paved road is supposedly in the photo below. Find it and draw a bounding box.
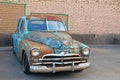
[0,45,120,80]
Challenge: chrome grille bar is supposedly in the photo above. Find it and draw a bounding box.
[40,54,82,65]
[42,57,81,61]
[42,61,81,65]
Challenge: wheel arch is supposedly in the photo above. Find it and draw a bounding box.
[20,48,30,64]
[20,50,25,63]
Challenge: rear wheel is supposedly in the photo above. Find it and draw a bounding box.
[22,52,30,74]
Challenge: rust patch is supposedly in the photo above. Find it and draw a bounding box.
[20,39,53,65]
[26,15,63,22]
[23,39,53,58]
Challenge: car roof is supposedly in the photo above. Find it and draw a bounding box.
[25,15,63,22]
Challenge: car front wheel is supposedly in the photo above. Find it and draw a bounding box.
[22,52,30,74]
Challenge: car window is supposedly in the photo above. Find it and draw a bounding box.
[28,20,47,31]
[16,19,21,33]
[27,20,66,31]
[20,20,25,33]
[48,21,66,31]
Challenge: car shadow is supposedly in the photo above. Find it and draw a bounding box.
[27,72,82,80]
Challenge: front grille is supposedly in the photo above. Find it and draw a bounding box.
[41,54,82,65]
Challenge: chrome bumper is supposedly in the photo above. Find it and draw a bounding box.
[30,62,90,73]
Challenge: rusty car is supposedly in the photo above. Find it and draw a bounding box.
[12,15,91,74]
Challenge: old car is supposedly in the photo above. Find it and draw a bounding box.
[12,15,90,74]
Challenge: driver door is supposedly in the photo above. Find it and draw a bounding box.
[16,19,25,57]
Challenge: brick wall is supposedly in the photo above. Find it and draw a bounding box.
[26,0,120,35]
[0,3,25,46]
[0,0,120,35]
[0,3,25,34]
[0,0,120,45]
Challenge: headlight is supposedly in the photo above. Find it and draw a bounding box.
[31,48,40,56]
[82,48,90,56]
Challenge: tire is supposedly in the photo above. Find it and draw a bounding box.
[22,52,30,74]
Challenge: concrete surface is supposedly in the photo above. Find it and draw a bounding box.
[0,45,120,80]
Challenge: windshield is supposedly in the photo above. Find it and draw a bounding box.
[28,20,66,31]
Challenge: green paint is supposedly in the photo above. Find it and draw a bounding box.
[31,12,68,16]
[24,4,26,15]
[66,15,69,27]
[0,2,16,4]
[0,2,26,15]
[0,1,25,5]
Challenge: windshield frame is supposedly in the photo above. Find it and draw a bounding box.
[27,20,67,32]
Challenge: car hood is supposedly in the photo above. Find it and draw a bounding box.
[24,31,72,49]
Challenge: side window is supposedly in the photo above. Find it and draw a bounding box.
[16,19,21,33]
[20,20,25,34]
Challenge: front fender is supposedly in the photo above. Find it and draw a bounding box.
[19,40,31,63]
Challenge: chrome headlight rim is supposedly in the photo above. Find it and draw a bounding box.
[31,48,40,57]
[81,47,90,56]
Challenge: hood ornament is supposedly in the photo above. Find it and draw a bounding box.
[63,40,70,46]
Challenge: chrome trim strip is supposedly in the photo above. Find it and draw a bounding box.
[42,61,81,65]
[43,53,79,56]
[41,57,81,61]
[30,62,90,73]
